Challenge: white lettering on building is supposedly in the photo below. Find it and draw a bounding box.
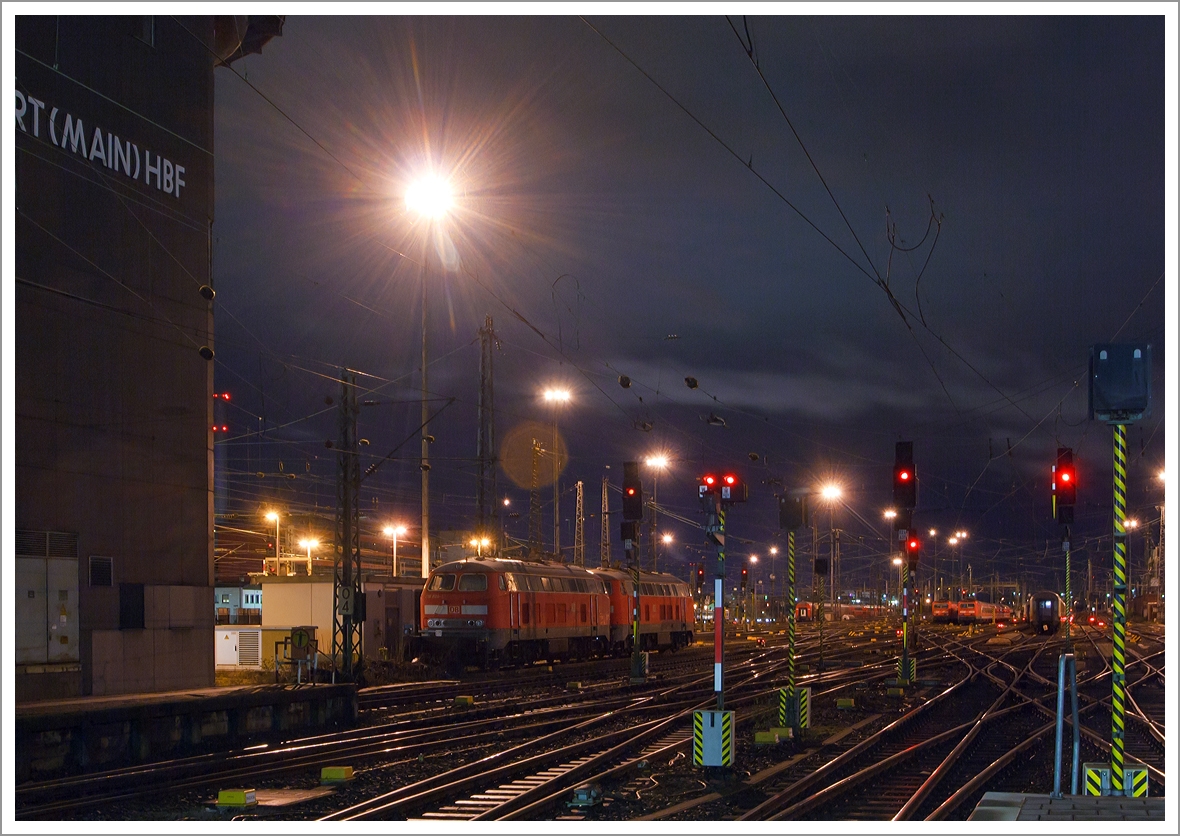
[16,86,188,199]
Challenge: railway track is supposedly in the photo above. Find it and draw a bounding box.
[16,620,1162,821]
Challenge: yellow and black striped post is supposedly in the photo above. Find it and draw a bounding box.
[1111,423,1128,794]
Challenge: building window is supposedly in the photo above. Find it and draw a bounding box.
[221,594,230,604]
[119,583,145,629]
[89,556,113,587]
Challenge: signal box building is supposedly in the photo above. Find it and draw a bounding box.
[14,16,281,701]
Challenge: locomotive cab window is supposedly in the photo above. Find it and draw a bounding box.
[428,573,456,591]
[498,574,507,591]
[457,573,487,592]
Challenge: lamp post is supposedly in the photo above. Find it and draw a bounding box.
[821,485,842,616]
[748,555,758,630]
[470,536,491,558]
[893,556,904,614]
[645,455,669,570]
[406,173,453,580]
[383,525,407,577]
[928,528,939,601]
[768,546,779,623]
[265,510,281,575]
[298,538,318,576]
[542,388,571,557]
[955,531,968,599]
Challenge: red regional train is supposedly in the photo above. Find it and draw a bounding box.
[931,600,959,624]
[419,557,694,667]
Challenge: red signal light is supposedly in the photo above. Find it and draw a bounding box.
[222,425,228,432]
[626,487,636,496]
[724,474,736,485]
[1060,471,1071,482]
[899,470,911,481]
[704,475,716,485]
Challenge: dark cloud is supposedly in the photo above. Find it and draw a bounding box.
[212,14,1169,587]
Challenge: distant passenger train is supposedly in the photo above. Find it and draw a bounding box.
[957,600,1014,624]
[419,557,694,667]
[1027,591,1066,634]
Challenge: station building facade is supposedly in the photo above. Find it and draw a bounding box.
[14,15,280,700]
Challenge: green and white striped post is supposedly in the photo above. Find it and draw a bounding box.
[1111,423,1128,793]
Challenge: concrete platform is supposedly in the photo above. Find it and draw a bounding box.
[970,792,1166,821]
[16,683,357,782]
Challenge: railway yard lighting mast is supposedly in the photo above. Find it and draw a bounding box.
[820,484,842,616]
[645,455,669,570]
[543,389,571,557]
[298,538,318,576]
[406,172,453,579]
[265,510,281,575]
[383,524,407,577]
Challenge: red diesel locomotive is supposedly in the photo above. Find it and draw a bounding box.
[419,557,694,667]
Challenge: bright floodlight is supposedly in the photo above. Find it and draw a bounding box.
[662,533,673,544]
[749,555,758,564]
[405,174,453,219]
[1126,519,1139,529]
[769,547,778,555]
[1159,470,1166,482]
[265,511,279,522]
[298,538,318,549]
[949,537,959,546]
[645,455,669,469]
[929,528,937,536]
[384,525,407,537]
[884,509,897,520]
[543,389,571,403]
[821,485,842,501]
[893,556,903,566]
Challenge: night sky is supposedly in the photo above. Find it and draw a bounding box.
[208,14,1172,593]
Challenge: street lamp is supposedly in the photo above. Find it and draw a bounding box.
[927,528,939,600]
[298,538,318,576]
[645,455,670,570]
[383,524,407,577]
[749,555,758,629]
[407,172,454,580]
[542,388,571,557]
[265,510,281,575]
[820,484,842,612]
